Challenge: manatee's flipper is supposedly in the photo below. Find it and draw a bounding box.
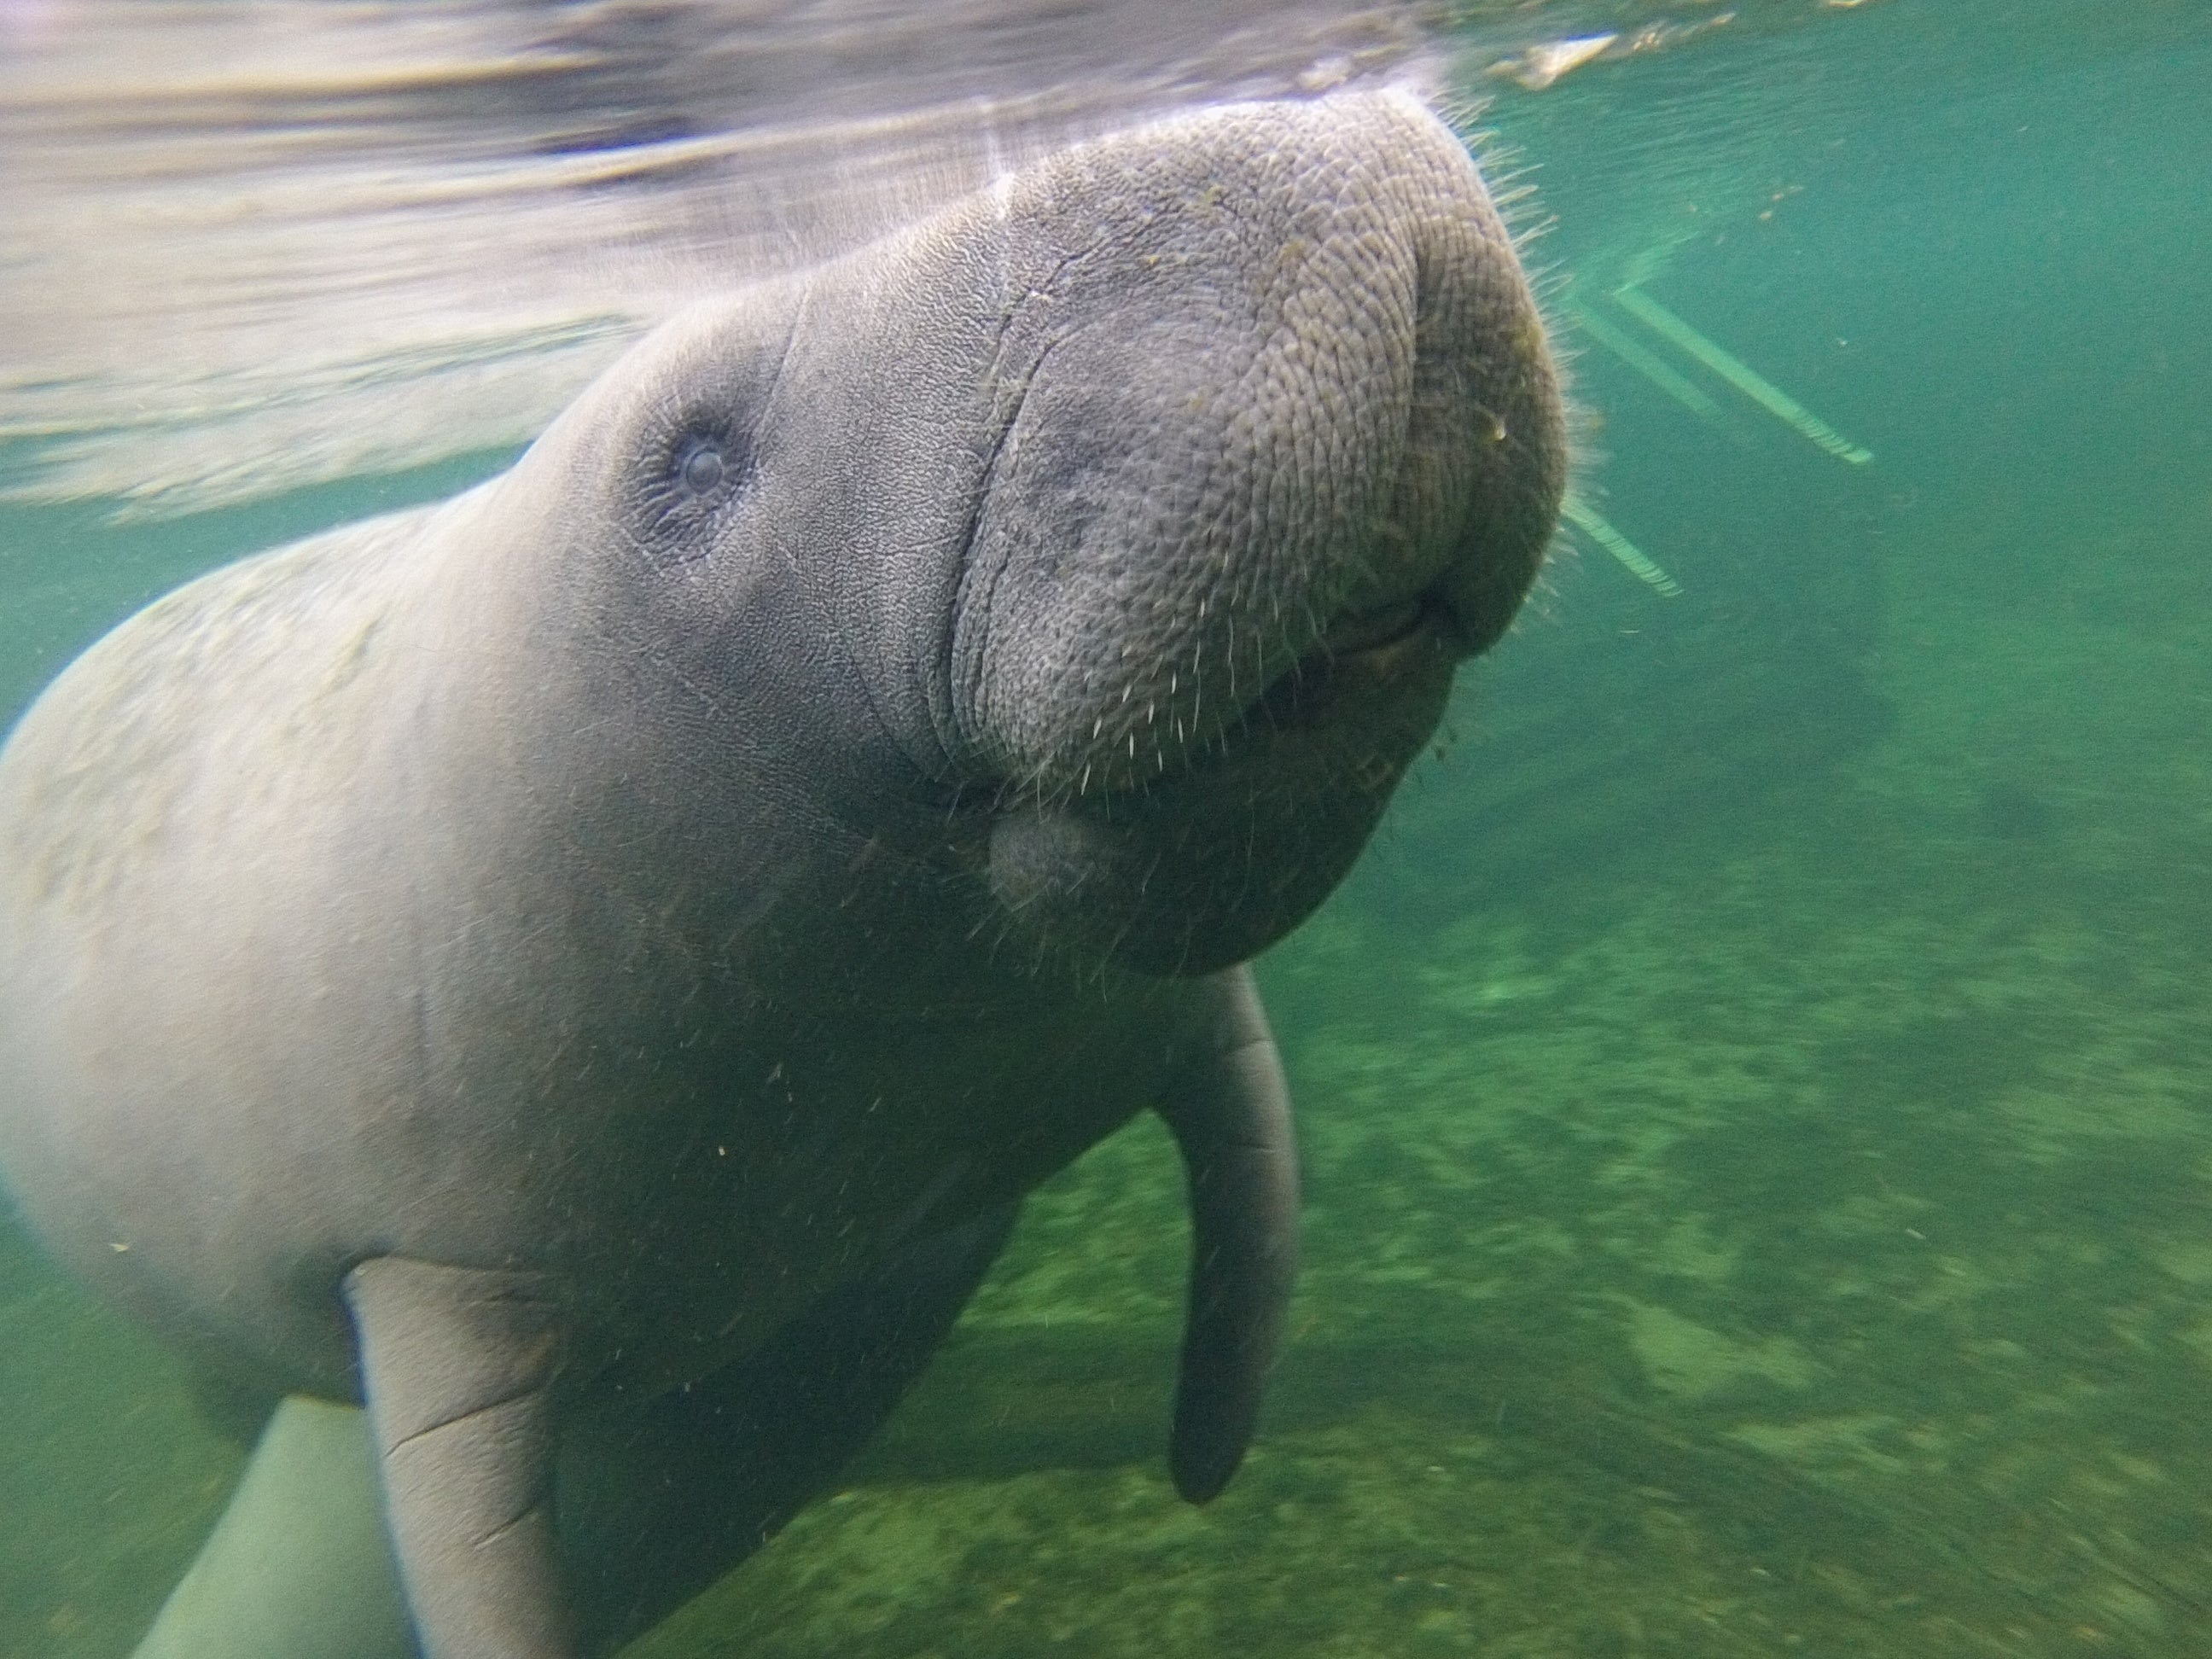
[561,1202,1019,1650]
[131,1208,1016,1659]
[1153,965,1300,1503]
[342,1257,573,1659]
[132,1395,411,1659]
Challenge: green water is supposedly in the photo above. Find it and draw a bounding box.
[5,2,2212,1654]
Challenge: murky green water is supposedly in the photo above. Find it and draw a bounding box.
[5,3,2210,1654]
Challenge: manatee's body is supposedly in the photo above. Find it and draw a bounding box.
[0,92,1563,1658]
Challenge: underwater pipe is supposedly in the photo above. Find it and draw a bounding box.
[1568,300,1729,426]
[1611,283,1873,466]
[1562,493,1684,597]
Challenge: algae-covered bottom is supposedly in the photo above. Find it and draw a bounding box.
[5,485,2210,1656]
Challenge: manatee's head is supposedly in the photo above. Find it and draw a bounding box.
[539,90,1563,977]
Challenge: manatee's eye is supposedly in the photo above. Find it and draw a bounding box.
[635,420,754,564]
[678,438,726,496]
[655,422,752,506]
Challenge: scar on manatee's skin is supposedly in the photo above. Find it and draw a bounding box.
[0,90,1563,1659]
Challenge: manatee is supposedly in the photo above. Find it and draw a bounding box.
[0,90,1563,1659]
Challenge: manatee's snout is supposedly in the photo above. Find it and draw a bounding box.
[955,91,1562,789]
[951,91,1564,974]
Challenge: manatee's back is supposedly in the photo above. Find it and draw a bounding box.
[0,499,467,1388]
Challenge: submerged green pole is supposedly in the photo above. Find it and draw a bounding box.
[1612,283,1873,466]
[1563,494,1684,597]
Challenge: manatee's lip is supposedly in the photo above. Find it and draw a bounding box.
[1313,586,1464,664]
[1320,597,1424,655]
[955,589,1461,810]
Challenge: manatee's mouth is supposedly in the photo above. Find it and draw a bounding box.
[975,582,1464,809]
[980,583,1460,975]
[1318,593,1429,655]
[1322,583,1470,665]
[1245,585,1464,737]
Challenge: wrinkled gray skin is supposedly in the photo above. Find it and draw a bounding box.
[0,92,1562,1659]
